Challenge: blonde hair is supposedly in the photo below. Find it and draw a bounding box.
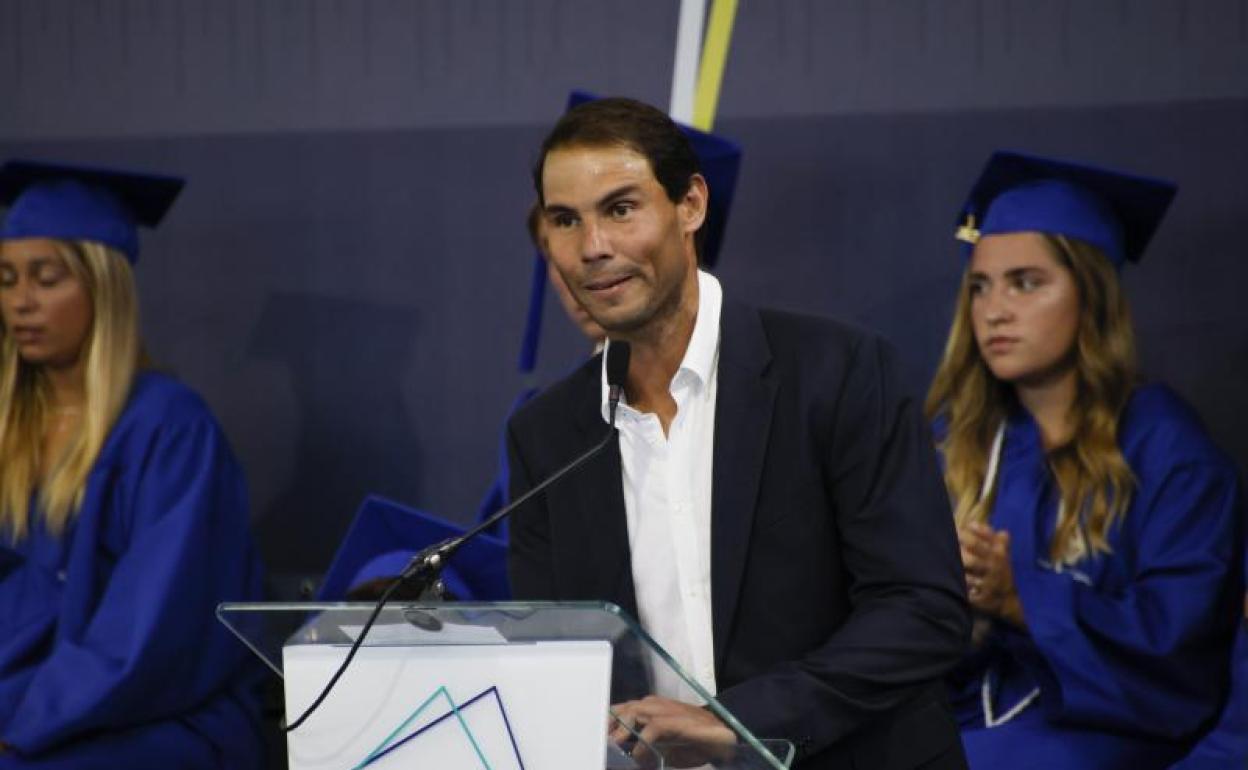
[0,240,142,539]
[925,235,1138,564]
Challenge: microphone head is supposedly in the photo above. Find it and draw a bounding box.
[606,341,631,390]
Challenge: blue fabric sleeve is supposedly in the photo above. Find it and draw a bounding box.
[1016,462,1242,738]
[1,415,259,754]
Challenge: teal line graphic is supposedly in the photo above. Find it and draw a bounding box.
[357,686,525,769]
[352,685,521,770]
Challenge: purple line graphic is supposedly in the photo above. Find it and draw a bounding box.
[359,685,525,769]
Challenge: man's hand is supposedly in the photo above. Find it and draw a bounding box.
[959,522,1025,628]
[608,695,736,768]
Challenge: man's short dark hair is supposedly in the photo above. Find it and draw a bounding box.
[532,97,701,208]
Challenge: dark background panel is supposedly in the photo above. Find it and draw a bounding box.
[1,1,1245,587]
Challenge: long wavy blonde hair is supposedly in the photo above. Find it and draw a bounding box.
[925,235,1138,564]
[0,240,142,539]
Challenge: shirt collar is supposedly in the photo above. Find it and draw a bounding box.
[599,270,723,422]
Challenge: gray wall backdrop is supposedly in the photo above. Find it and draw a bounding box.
[2,1,1246,586]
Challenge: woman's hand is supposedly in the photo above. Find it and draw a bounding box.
[960,522,1026,628]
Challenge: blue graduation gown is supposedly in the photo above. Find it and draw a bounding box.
[0,372,265,769]
[948,384,1244,769]
[1168,621,1248,763]
[1169,612,1248,767]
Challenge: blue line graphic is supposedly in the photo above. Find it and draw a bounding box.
[354,685,525,770]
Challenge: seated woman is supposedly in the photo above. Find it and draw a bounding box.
[926,152,1244,768]
[0,161,265,768]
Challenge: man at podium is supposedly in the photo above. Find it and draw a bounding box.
[506,98,971,769]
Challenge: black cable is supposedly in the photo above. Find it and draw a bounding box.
[283,422,620,733]
[283,573,404,732]
[284,342,629,733]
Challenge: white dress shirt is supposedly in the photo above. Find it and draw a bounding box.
[599,270,722,703]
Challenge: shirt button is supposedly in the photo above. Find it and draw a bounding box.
[55,570,67,582]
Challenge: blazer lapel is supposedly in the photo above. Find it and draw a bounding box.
[570,363,637,618]
[711,301,777,670]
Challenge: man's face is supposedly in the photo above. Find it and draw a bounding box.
[540,144,706,336]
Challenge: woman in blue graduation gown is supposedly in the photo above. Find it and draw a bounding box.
[925,152,1244,769]
[0,161,265,768]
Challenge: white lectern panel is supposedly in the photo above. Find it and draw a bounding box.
[284,639,613,770]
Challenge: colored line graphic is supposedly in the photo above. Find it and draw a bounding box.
[353,685,524,770]
[692,0,740,131]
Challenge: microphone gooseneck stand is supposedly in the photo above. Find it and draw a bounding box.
[284,341,631,733]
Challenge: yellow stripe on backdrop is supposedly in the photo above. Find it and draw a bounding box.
[691,0,739,132]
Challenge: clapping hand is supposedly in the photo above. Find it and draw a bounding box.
[959,522,1025,627]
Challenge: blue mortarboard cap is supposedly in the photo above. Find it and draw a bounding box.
[954,151,1177,267]
[317,495,510,602]
[0,159,185,263]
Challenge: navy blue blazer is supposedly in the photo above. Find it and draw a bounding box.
[507,299,970,770]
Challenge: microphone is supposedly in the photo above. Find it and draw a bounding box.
[285,341,631,733]
[606,338,630,422]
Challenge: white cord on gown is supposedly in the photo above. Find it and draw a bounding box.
[977,422,1041,728]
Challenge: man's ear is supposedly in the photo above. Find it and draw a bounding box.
[678,173,709,236]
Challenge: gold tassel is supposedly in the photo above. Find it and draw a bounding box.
[955,214,980,245]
